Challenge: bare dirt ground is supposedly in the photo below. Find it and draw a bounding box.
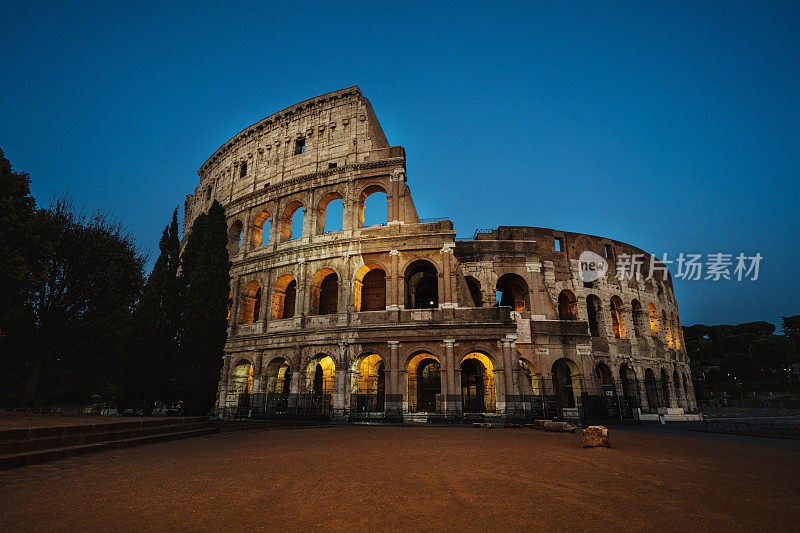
[1,425,798,532]
[0,412,156,429]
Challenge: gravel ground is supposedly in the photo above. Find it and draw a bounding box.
[1,425,798,532]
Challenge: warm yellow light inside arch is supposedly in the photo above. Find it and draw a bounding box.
[460,352,496,411]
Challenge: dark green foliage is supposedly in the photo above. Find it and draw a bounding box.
[22,198,146,405]
[781,315,800,345]
[124,209,183,411]
[177,201,230,414]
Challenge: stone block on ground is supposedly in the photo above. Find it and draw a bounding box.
[533,420,548,430]
[543,421,577,433]
[582,425,611,448]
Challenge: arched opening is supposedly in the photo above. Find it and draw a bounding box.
[663,310,673,347]
[407,353,441,413]
[465,276,482,307]
[644,368,660,411]
[594,363,614,394]
[648,303,660,337]
[673,369,683,407]
[239,281,262,324]
[558,290,578,320]
[631,299,644,338]
[460,353,496,413]
[317,192,344,234]
[620,364,638,406]
[228,219,243,256]
[230,360,254,400]
[359,184,388,228]
[227,288,233,323]
[309,268,338,316]
[496,273,529,312]
[518,358,540,396]
[610,296,625,339]
[661,368,671,406]
[671,313,681,349]
[306,355,335,407]
[280,200,304,242]
[354,263,386,312]
[271,274,296,319]
[264,357,292,412]
[251,211,271,248]
[352,354,385,413]
[552,358,579,409]
[586,294,602,337]
[405,260,439,309]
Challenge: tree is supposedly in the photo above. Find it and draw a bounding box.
[781,316,800,346]
[22,198,146,405]
[0,148,40,404]
[124,209,183,412]
[177,201,230,414]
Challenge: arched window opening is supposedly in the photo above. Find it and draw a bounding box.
[552,358,578,408]
[251,211,271,248]
[465,276,482,307]
[644,368,660,411]
[239,281,262,324]
[663,310,673,347]
[405,260,439,309]
[353,354,385,413]
[228,220,244,256]
[586,294,602,337]
[610,296,625,339]
[280,201,304,242]
[271,275,297,319]
[231,361,253,397]
[558,290,578,320]
[264,357,292,412]
[496,273,529,312]
[461,353,496,413]
[594,363,614,394]
[661,368,671,405]
[317,192,344,234]
[648,303,660,338]
[354,264,386,312]
[631,299,644,338]
[306,356,335,407]
[518,358,540,396]
[671,313,681,349]
[310,268,338,316]
[407,353,441,413]
[620,364,638,406]
[359,184,388,228]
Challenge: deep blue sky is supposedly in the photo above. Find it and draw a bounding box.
[2,1,798,328]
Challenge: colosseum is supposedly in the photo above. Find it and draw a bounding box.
[184,86,697,423]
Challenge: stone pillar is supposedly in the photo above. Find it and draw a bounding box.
[218,355,231,410]
[389,169,404,225]
[441,245,454,307]
[388,250,401,310]
[387,341,402,412]
[443,339,457,413]
[333,345,348,418]
[502,338,518,413]
[297,258,308,318]
[253,353,264,393]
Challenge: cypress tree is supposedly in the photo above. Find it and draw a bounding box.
[178,201,230,414]
[124,209,182,413]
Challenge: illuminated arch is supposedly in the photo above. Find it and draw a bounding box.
[406,353,441,413]
[317,191,344,235]
[305,355,335,402]
[239,280,262,324]
[251,211,271,248]
[271,274,297,319]
[610,295,626,339]
[631,299,645,338]
[309,267,339,315]
[350,353,386,412]
[517,358,541,396]
[558,290,578,320]
[354,263,386,312]
[230,360,254,398]
[404,259,439,309]
[496,273,529,312]
[551,358,581,408]
[460,352,497,413]
[648,303,660,337]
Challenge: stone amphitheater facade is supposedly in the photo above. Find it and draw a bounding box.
[185,86,697,422]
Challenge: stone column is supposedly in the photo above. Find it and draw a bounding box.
[502,338,518,413]
[443,339,457,414]
[387,341,402,412]
[441,245,454,307]
[253,353,264,393]
[388,250,401,310]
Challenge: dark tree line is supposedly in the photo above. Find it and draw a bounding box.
[0,148,229,415]
[684,318,800,400]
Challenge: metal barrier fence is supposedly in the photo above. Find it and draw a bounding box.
[690,419,800,439]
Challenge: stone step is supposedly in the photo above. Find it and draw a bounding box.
[0,426,219,470]
[0,421,216,455]
[0,416,207,442]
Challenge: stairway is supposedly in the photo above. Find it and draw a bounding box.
[0,417,219,470]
